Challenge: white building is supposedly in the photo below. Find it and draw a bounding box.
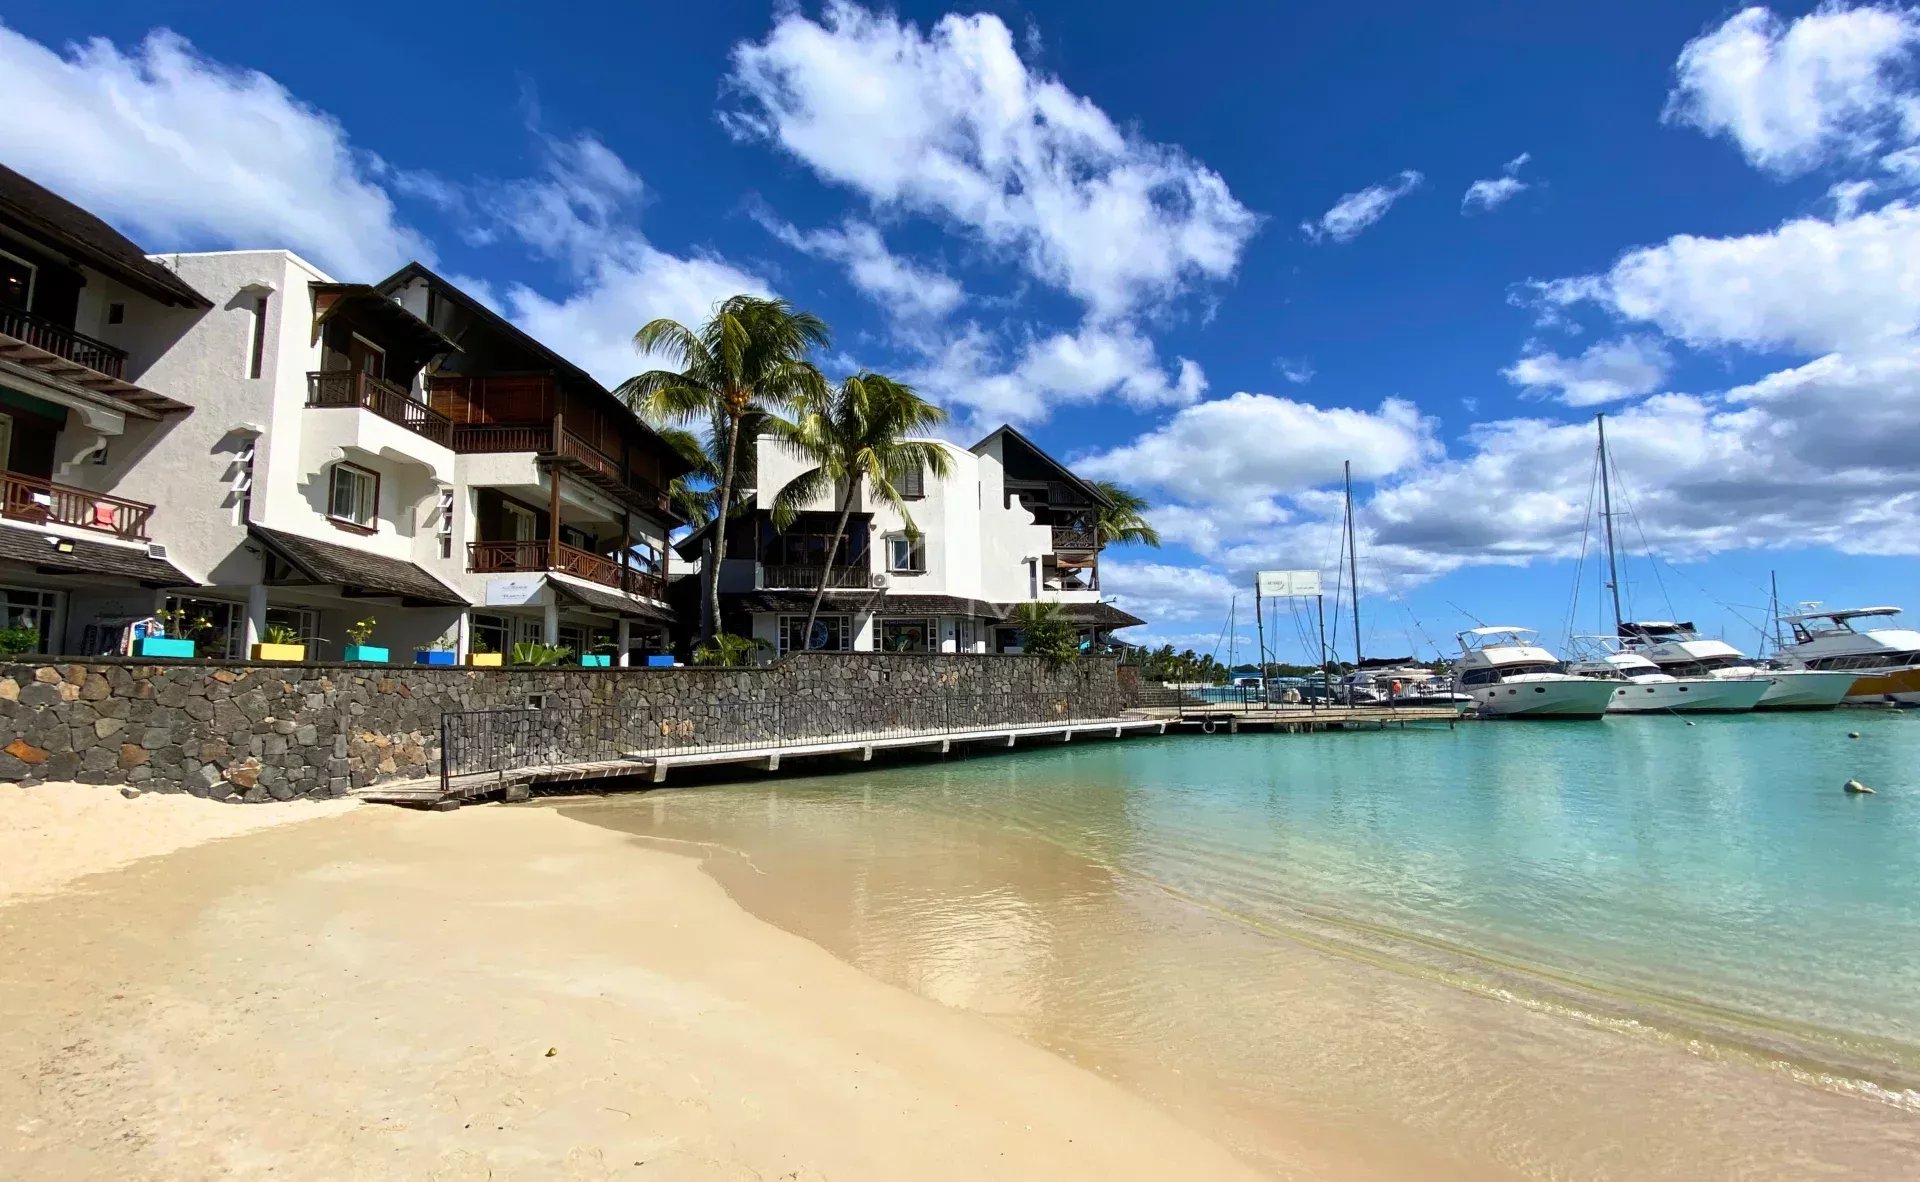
[685,425,1144,655]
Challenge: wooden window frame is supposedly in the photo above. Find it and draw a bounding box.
[327,462,380,534]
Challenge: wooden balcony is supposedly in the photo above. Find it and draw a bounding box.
[469,539,667,602]
[1051,525,1100,551]
[0,307,128,379]
[759,562,875,590]
[306,371,452,447]
[1,470,153,540]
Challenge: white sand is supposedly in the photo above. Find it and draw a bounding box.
[0,780,358,906]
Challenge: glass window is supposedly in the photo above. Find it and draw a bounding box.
[779,614,851,654]
[265,607,319,648]
[0,586,60,654]
[470,613,509,656]
[503,501,536,542]
[328,463,378,530]
[163,596,243,658]
[899,462,925,499]
[0,250,33,311]
[879,617,933,652]
[887,534,925,573]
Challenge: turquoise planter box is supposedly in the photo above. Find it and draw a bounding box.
[414,649,458,667]
[344,644,389,663]
[580,654,612,667]
[136,636,196,659]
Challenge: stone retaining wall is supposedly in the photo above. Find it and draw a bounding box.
[0,654,1121,801]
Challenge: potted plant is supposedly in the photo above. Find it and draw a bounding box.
[580,640,618,668]
[413,628,459,667]
[343,616,387,663]
[466,635,503,668]
[137,607,204,659]
[0,620,42,660]
[509,641,571,667]
[251,623,307,663]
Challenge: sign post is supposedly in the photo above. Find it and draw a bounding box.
[1254,571,1324,711]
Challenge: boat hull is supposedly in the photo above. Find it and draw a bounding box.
[1841,664,1920,705]
[1469,678,1617,720]
[1752,670,1855,711]
[1602,676,1770,714]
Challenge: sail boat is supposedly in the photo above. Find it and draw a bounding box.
[1563,414,1771,713]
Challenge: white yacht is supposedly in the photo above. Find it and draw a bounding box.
[1343,661,1476,709]
[1564,638,1770,714]
[1452,628,1619,719]
[1617,621,1853,711]
[1773,606,1920,705]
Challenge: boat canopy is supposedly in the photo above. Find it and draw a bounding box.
[1780,605,1902,624]
[1618,620,1693,639]
[1460,625,1535,637]
[1356,656,1418,669]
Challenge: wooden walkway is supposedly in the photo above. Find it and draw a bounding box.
[1136,703,1465,732]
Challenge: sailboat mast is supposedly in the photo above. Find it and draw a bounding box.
[1768,570,1784,655]
[1596,414,1625,634]
[1344,460,1362,669]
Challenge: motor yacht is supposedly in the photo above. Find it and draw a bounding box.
[1772,606,1920,705]
[1617,621,1853,710]
[1564,637,1770,713]
[1452,628,1618,719]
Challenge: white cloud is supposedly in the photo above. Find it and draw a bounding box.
[912,320,1206,427]
[1461,152,1532,213]
[1078,393,1438,502]
[1665,4,1920,177]
[1301,170,1424,243]
[0,24,431,277]
[757,214,964,323]
[724,2,1257,319]
[1503,336,1673,406]
[1275,357,1315,384]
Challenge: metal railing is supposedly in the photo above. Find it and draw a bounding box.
[0,469,153,539]
[438,690,1106,789]
[469,539,667,601]
[0,307,128,378]
[306,371,453,447]
[759,562,874,589]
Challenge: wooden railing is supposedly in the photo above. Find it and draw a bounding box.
[469,539,667,602]
[0,470,153,539]
[1051,525,1100,551]
[760,562,873,590]
[449,423,551,454]
[306,371,452,447]
[0,307,128,379]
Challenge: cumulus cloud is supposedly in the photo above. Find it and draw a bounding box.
[0,24,431,277]
[1665,4,1920,177]
[1504,336,1673,406]
[911,320,1206,428]
[1078,393,1438,502]
[1301,170,1424,243]
[724,2,1257,319]
[756,213,964,323]
[1461,152,1532,213]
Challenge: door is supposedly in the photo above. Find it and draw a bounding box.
[0,413,13,472]
[347,333,386,379]
[503,501,536,541]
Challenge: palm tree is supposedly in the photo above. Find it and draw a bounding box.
[655,413,770,642]
[1090,480,1161,548]
[617,296,829,642]
[770,373,952,641]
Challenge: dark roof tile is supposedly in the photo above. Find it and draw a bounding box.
[0,165,211,307]
[0,526,191,585]
[250,526,464,606]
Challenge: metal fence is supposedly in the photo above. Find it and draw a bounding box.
[439,690,1105,789]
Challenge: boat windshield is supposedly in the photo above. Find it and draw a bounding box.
[1493,660,1563,677]
[1664,653,1749,675]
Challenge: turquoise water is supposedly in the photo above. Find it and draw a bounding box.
[570,710,1920,1176]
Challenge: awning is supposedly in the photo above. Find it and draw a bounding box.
[551,578,675,623]
[1021,601,1146,629]
[0,343,191,419]
[249,526,465,606]
[0,525,191,585]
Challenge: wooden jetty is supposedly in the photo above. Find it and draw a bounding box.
[1136,703,1465,733]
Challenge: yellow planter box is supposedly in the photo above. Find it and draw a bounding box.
[467,652,504,667]
[251,643,307,662]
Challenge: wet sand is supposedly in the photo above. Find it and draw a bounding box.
[0,801,1264,1181]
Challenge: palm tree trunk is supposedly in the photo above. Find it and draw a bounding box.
[802,477,860,643]
[706,412,743,645]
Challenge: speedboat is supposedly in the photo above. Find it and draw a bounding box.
[1617,621,1853,711]
[1345,661,1475,709]
[1564,638,1770,714]
[1772,605,1920,705]
[1452,627,1618,719]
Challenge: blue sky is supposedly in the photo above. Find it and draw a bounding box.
[5,1,1920,663]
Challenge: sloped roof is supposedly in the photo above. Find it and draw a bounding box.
[970,424,1113,509]
[0,165,210,308]
[0,526,191,586]
[250,527,464,606]
[552,578,675,623]
[1037,601,1145,629]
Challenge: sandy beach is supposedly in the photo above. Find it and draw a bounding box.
[0,789,1265,1181]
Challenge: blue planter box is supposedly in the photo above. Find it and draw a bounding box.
[580,654,612,667]
[344,644,390,663]
[137,636,196,659]
[644,655,676,668]
[414,649,458,667]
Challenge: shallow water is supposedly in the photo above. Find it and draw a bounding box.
[563,711,1920,1178]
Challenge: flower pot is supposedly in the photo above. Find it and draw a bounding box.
[580,654,612,668]
[466,652,503,668]
[251,643,306,662]
[344,644,389,663]
[414,649,458,667]
[137,636,196,659]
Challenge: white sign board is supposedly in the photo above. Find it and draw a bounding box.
[485,577,543,607]
[1256,569,1322,598]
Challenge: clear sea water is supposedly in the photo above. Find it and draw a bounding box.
[567,710,1920,1177]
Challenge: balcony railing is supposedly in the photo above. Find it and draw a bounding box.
[469,539,667,602]
[306,371,452,447]
[0,306,129,379]
[449,423,551,454]
[759,562,875,590]
[445,417,672,515]
[1,470,153,540]
[1051,525,1100,551]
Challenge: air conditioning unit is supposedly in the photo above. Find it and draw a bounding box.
[870,572,890,589]
[146,543,170,559]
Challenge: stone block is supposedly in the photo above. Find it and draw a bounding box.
[295,724,318,745]
[118,744,150,769]
[0,678,15,702]
[80,674,111,701]
[94,717,127,740]
[31,666,60,685]
[4,737,48,765]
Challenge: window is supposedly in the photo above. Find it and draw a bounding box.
[470,613,510,657]
[0,249,34,311]
[107,302,125,326]
[0,412,13,469]
[328,463,379,532]
[0,586,60,654]
[265,607,319,648]
[779,614,852,654]
[899,462,925,499]
[880,617,934,653]
[503,500,537,542]
[233,437,256,526]
[437,487,455,559]
[887,534,926,574]
[248,294,270,379]
[163,596,243,659]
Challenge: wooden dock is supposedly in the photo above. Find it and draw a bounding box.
[1136,703,1465,732]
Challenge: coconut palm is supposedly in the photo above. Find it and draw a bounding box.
[617,296,829,642]
[1090,480,1161,548]
[769,373,952,641]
